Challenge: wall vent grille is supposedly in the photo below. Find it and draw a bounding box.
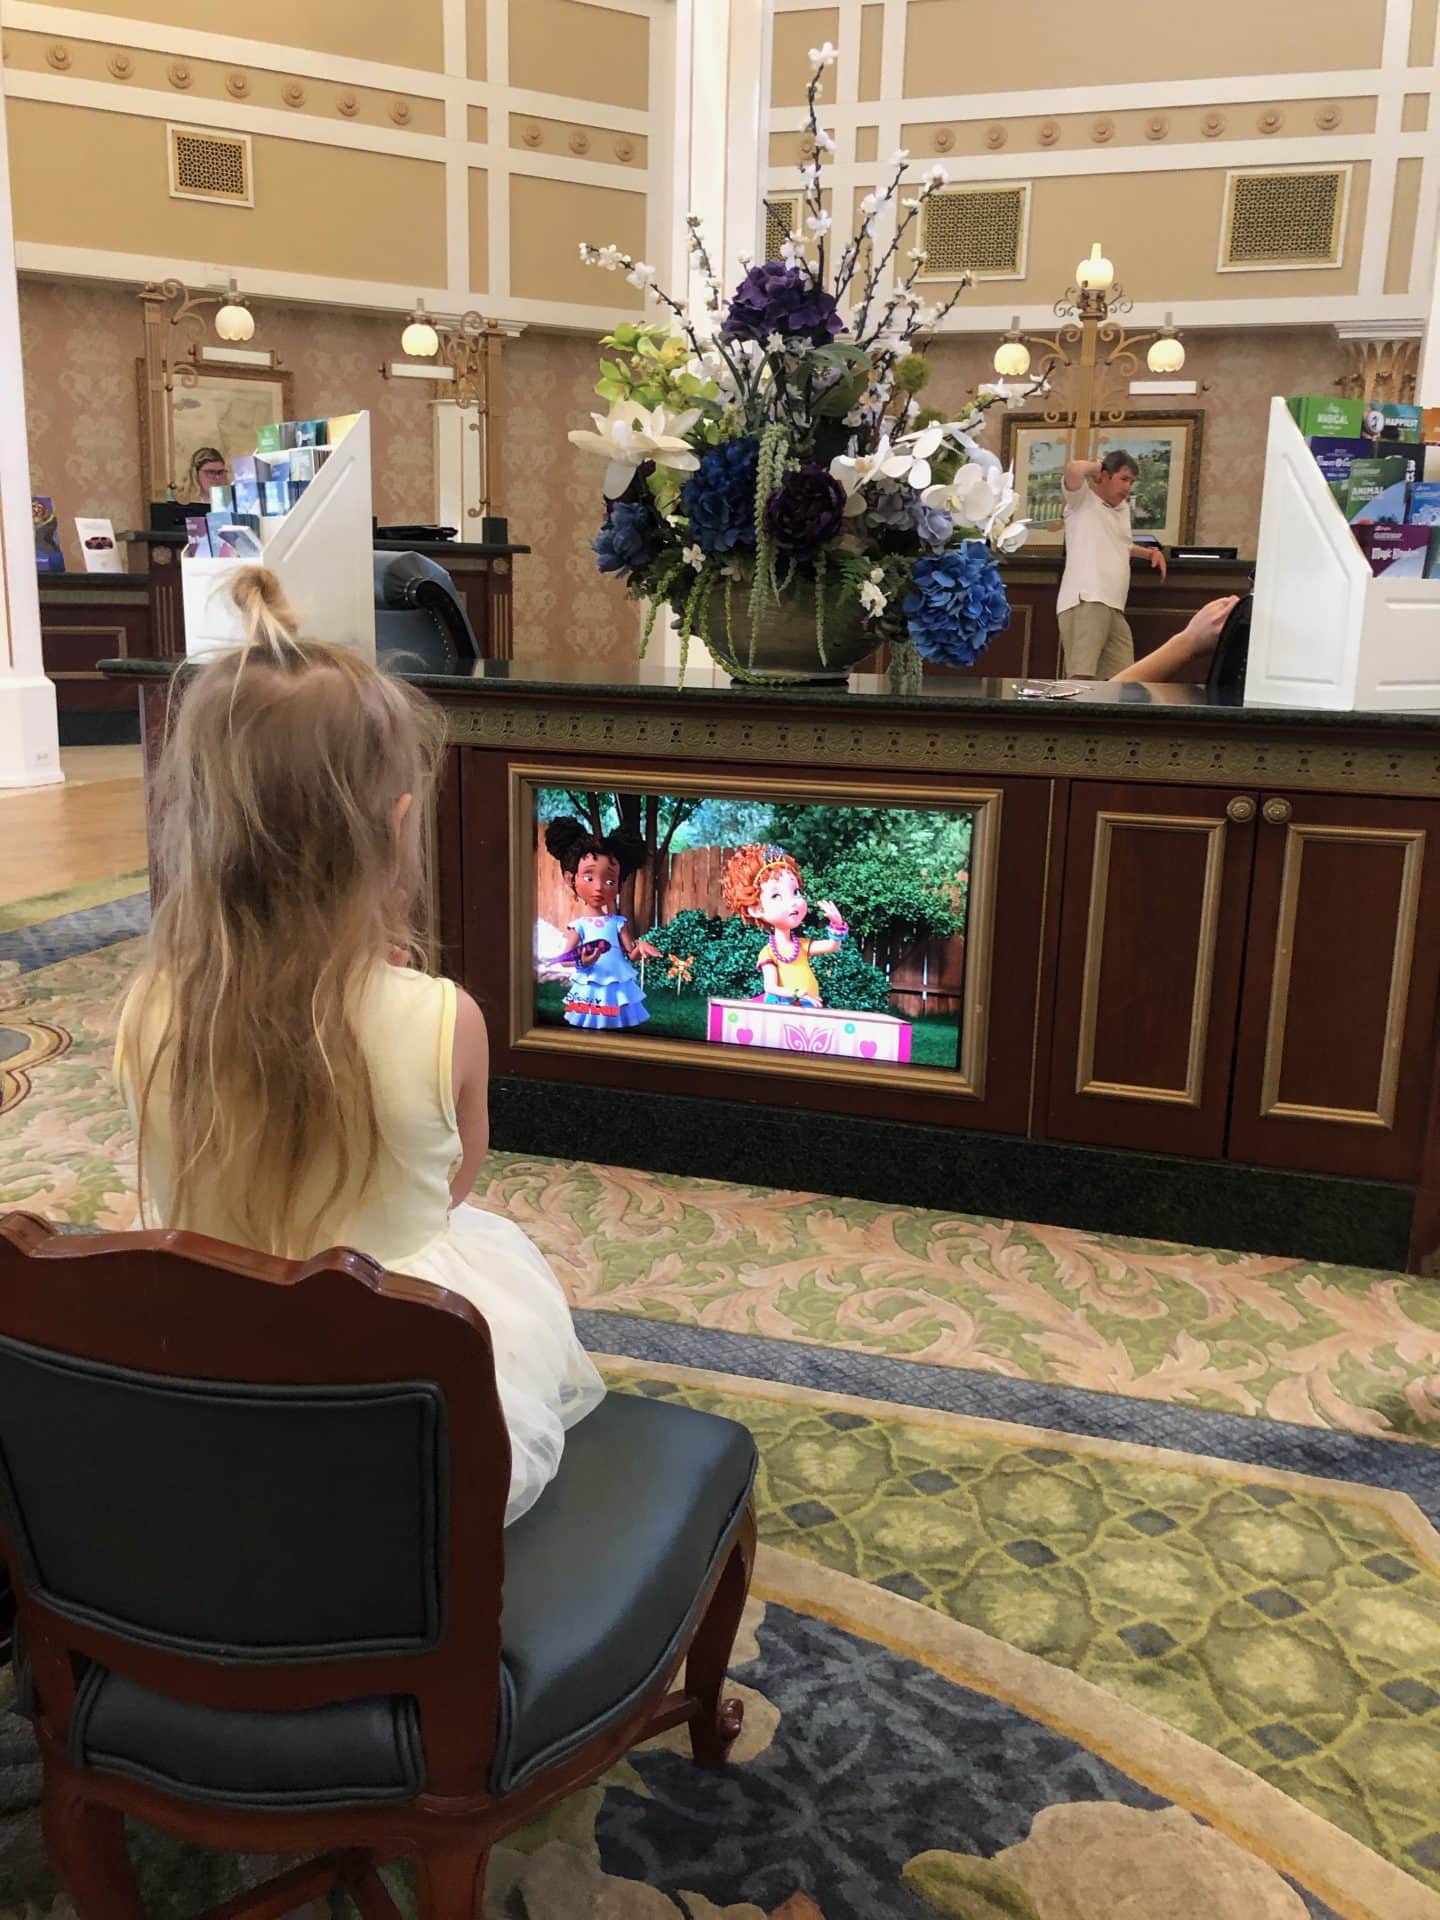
[763,194,801,260]
[1222,167,1348,269]
[168,127,252,207]
[918,184,1029,280]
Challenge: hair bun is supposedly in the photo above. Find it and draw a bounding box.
[230,564,301,656]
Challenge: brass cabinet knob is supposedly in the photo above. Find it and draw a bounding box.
[1262,797,1293,826]
[1226,795,1256,823]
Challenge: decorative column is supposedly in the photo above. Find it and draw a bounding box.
[0,78,60,787]
[1336,326,1422,405]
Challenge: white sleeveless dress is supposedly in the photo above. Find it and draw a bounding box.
[114,964,605,1524]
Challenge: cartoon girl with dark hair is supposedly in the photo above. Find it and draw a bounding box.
[545,817,661,1030]
[721,843,849,1007]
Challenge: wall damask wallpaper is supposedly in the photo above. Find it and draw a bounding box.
[927,326,1347,557]
[17,275,636,665]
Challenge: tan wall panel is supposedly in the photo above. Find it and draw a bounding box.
[901,98,1376,157]
[858,4,884,100]
[469,105,489,141]
[920,166,1369,304]
[468,0,487,79]
[7,100,446,287]
[468,169,489,295]
[903,0,1385,91]
[855,125,878,162]
[1386,156,1423,296]
[772,9,839,107]
[18,276,436,533]
[510,113,647,167]
[3,31,444,133]
[30,0,442,70]
[1403,92,1430,132]
[509,173,646,306]
[509,0,648,110]
[1410,0,1438,65]
[770,125,836,166]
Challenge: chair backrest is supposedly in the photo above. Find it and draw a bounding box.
[372,551,481,676]
[0,1213,510,1794]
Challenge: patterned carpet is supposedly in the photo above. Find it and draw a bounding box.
[1,881,1438,1920]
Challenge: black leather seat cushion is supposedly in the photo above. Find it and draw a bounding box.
[58,1395,755,1810]
[495,1391,757,1791]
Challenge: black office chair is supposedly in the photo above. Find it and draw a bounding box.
[373,552,481,675]
[1205,591,1252,703]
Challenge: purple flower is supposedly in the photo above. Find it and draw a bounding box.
[903,541,1010,667]
[721,262,842,347]
[764,464,847,556]
[681,437,760,555]
[593,499,663,575]
[864,483,955,549]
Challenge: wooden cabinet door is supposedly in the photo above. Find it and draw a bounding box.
[1045,781,1256,1157]
[1229,793,1440,1181]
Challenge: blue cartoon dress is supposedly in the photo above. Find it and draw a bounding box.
[563,913,650,1030]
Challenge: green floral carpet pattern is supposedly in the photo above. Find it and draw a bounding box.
[616,1367,1440,1896]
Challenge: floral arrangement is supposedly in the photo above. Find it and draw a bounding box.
[568,41,1027,682]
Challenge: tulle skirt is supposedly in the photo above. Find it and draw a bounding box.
[402,1201,605,1525]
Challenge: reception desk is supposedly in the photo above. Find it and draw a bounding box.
[106,655,1440,1275]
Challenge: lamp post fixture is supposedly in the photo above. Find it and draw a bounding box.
[138,277,268,500]
[993,245,1185,458]
[389,305,512,525]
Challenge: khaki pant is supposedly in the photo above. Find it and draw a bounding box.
[1059,601,1134,678]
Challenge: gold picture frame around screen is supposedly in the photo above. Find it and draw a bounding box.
[1000,411,1205,550]
[508,763,1003,1103]
[136,358,294,505]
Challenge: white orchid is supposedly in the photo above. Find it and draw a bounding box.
[829,437,897,514]
[809,40,838,66]
[626,260,656,290]
[993,517,1031,553]
[923,453,1018,536]
[567,401,701,499]
[883,423,949,492]
[859,578,887,617]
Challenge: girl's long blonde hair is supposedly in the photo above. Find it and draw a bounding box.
[131,566,446,1257]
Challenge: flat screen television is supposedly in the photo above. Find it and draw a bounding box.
[523,776,989,1082]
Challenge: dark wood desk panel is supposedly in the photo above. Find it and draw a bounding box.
[39,574,153,742]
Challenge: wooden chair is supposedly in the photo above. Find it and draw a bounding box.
[0,1212,758,1919]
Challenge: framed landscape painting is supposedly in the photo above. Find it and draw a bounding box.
[999,411,1205,550]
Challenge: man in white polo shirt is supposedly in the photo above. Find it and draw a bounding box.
[1057,448,1167,677]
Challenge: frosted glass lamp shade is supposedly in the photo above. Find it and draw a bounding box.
[402,303,440,357]
[214,300,254,342]
[1147,331,1186,374]
[1076,243,1115,291]
[994,337,1031,378]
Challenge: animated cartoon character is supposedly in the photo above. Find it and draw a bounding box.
[721,843,849,1007]
[545,817,661,1030]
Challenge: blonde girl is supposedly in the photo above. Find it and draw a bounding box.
[114,566,603,1524]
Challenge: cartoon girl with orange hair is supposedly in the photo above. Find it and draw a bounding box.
[721,844,850,1007]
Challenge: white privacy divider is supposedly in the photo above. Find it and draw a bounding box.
[1247,397,1440,710]
[182,413,376,661]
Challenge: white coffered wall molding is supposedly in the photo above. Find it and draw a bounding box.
[768,0,1440,334]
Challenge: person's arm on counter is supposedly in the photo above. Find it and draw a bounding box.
[1109,596,1240,684]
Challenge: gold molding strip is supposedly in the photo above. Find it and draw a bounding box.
[1075,812,1226,1106]
[505,762,1004,1102]
[42,623,127,680]
[442,700,1440,798]
[1258,822,1425,1129]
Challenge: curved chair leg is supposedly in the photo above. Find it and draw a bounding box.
[686,1502,758,1769]
[416,1836,492,1920]
[42,1778,146,1919]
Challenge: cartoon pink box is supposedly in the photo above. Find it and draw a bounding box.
[706,998,912,1062]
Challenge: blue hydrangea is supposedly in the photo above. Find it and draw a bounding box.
[865,483,954,550]
[593,498,663,576]
[681,437,760,555]
[902,541,1010,667]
